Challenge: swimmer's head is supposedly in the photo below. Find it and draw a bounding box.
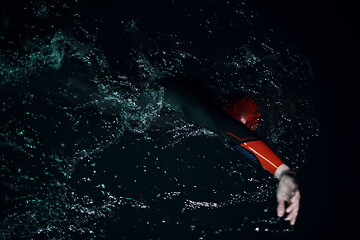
[224,95,260,131]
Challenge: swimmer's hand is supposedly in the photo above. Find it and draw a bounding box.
[275,164,300,225]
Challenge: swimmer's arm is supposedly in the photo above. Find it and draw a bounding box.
[163,83,300,224]
[163,82,282,173]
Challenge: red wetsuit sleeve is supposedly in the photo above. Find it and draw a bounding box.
[238,139,284,175]
[226,131,283,174]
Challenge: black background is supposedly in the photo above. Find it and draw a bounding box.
[249,0,359,239]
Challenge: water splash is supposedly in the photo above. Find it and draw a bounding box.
[1,0,318,239]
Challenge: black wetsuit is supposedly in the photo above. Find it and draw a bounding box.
[163,81,284,174]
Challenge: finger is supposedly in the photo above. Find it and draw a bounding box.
[277,200,285,217]
[286,191,300,213]
[286,202,297,213]
[285,209,299,225]
[291,191,301,201]
[286,199,299,214]
[288,214,297,225]
[286,209,299,225]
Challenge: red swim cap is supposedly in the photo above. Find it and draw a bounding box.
[225,95,261,131]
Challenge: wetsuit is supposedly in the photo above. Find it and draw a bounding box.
[163,82,284,175]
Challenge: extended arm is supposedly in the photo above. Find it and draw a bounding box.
[163,82,300,225]
[163,82,284,174]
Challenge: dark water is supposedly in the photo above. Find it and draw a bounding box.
[0,0,319,239]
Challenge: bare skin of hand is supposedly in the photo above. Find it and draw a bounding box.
[276,173,300,225]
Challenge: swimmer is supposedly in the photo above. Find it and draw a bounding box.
[162,79,301,225]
